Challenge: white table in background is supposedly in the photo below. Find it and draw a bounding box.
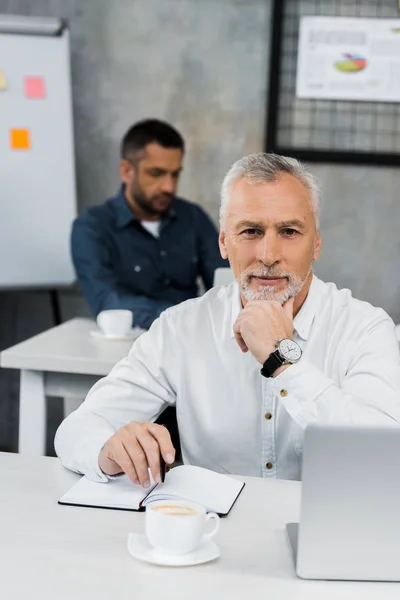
[1,452,397,600]
[0,318,135,456]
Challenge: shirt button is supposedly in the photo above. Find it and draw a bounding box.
[160,250,167,257]
[134,265,141,272]
[264,412,272,420]
[280,389,288,397]
[164,278,170,285]
[266,462,273,470]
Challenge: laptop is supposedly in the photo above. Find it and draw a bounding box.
[286,423,400,581]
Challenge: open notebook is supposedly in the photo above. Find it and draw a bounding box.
[59,465,245,516]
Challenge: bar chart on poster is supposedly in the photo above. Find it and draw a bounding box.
[0,14,76,288]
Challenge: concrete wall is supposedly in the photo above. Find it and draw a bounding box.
[0,0,399,453]
[313,163,400,315]
[0,0,269,219]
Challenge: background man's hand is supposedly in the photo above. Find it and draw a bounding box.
[233,297,294,364]
[98,421,175,488]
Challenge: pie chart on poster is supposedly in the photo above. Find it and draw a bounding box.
[335,53,367,73]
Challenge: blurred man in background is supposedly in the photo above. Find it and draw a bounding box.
[71,118,226,329]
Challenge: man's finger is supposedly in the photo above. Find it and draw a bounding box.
[111,443,139,485]
[136,428,163,484]
[233,319,248,353]
[283,296,295,321]
[122,437,150,487]
[234,331,248,353]
[148,424,176,465]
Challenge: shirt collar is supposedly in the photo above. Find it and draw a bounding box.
[293,274,320,341]
[229,274,320,341]
[114,185,177,229]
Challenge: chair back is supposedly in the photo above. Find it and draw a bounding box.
[213,267,235,286]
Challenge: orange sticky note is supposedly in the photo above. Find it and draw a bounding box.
[24,76,46,99]
[10,129,31,150]
[0,70,7,90]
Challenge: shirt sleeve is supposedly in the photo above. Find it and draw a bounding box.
[270,314,400,429]
[71,215,123,317]
[54,312,177,481]
[194,206,229,289]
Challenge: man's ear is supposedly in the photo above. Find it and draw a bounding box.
[313,231,322,262]
[119,159,135,185]
[219,228,228,260]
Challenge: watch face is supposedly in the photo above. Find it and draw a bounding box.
[278,339,302,363]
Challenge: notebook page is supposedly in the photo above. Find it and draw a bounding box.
[59,475,156,510]
[143,465,244,515]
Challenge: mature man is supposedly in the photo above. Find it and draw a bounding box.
[71,119,226,329]
[56,153,400,483]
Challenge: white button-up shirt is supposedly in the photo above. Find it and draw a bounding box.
[55,276,400,481]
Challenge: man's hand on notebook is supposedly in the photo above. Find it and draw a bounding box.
[98,422,176,488]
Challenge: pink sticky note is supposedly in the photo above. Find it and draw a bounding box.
[24,76,46,99]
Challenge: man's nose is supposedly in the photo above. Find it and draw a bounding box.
[161,174,176,194]
[256,233,280,266]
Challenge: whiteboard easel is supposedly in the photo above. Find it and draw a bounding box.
[0,14,77,323]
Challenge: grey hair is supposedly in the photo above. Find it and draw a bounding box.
[220,153,321,230]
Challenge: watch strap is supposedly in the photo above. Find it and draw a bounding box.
[260,350,285,378]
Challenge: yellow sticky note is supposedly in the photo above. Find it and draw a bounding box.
[10,129,31,150]
[0,70,7,90]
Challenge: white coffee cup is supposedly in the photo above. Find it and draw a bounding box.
[96,309,133,338]
[145,500,220,556]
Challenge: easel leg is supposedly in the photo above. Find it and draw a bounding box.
[50,289,61,325]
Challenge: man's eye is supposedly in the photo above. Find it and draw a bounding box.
[241,229,260,236]
[148,170,164,177]
[281,228,299,237]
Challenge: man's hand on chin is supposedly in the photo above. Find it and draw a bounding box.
[233,297,294,365]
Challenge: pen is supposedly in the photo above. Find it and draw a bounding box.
[160,455,166,484]
[159,423,168,483]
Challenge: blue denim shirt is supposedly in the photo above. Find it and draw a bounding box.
[71,186,227,328]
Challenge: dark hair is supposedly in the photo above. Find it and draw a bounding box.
[121,119,185,161]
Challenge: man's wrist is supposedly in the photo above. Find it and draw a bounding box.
[261,337,301,378]
[272,363,291,378]
[259,336,292,365]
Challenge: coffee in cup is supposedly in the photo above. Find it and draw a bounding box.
[150,504,197,516]
[145,500,219,556]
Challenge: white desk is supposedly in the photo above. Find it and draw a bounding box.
[1,452,397,600]
[0,318,135,456]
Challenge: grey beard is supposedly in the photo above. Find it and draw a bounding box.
[239,266,311,304]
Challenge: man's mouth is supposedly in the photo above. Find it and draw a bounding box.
[156,194,173,202]
[250,275,286,286]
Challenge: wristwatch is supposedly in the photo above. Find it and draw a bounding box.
[260,338,302,378]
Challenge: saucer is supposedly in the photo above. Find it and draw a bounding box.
[127,533,220,567]
[90,327,145,341]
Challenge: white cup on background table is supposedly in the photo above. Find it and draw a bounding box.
[96,309,133,338]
